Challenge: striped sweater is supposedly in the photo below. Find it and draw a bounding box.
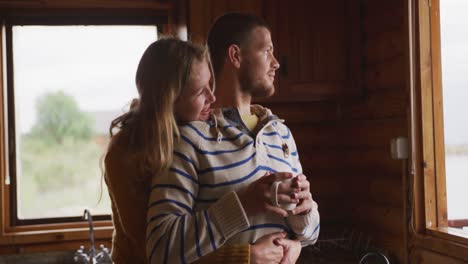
[105,132,251,264]
[146,105,320,264]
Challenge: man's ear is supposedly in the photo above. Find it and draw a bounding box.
[227,44,241,69]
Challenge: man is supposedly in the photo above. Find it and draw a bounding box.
[146,13,319,264]
[207,12,320,261]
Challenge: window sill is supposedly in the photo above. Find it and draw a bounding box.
[0,221,113,246]
[426,226,468,245]
[411,227,468,261]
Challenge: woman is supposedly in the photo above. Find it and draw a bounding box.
[104,37,300,264]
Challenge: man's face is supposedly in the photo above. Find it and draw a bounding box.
[239,26,280,97]
[174,59,216,122]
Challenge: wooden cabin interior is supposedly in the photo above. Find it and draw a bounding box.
[0,0,467,263]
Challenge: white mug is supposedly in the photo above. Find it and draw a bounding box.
[270,176,297,210]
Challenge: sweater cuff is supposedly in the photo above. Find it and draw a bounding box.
[288,200,318,235]
[208,191,250,240]
[215,244,251,264]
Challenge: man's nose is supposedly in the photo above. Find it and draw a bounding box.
[272,55,280,70]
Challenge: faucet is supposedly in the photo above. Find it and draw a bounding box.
[85,209,96,260]
[74,209,112,264]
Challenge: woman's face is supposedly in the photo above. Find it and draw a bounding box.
[174,59,216,122]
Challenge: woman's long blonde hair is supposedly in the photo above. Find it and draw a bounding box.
[108,37,211,180]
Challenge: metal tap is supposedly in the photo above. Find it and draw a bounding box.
[74,209,112,264]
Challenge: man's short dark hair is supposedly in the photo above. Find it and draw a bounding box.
[207,13,269,77]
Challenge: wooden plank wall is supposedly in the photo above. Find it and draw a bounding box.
[267,0,408,262]
[347,0,407,262]
[187,0,263,44]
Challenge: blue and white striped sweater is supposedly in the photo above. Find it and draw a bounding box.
[146,105,320,264]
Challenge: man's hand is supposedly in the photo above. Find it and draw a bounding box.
[274,238,302,264]
[289,174,314,215]
[238,172,297,217]
[250,232,286,264]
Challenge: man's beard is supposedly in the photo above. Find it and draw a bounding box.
[239,62,275,98]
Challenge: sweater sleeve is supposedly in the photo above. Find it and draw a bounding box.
[105,154,146,244]
[284,127,320,245]
[104,148,148,262]
[287,201,320,245]
[193,244,250,264]
[146,136,250,264]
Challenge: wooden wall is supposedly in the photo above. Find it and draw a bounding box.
[340,0,408,262]
[187,0,263,44]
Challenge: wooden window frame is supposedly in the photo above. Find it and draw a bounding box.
[409,0,468,260]
[0,1,173,250]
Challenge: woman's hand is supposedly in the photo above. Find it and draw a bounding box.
[274,238,302,264]
[250,232,286,264]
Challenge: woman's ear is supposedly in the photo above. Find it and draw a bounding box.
[227,44,241,69]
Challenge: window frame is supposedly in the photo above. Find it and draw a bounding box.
[0,2,173,248]
[410,0,468,260]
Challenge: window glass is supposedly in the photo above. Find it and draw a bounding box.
[12,25,157,219]
[440,0,468,225]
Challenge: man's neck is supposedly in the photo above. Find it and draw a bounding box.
[214,72,252,115]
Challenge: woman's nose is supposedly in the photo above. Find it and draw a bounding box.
[208,89,216,103]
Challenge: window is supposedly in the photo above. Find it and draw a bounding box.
[439,0,468,230]
[411,0,468,252]
[8,25,158,225]
[409,0,468,260]
[0,5,170,247]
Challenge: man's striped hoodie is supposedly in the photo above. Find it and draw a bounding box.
[146,105,320,264]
